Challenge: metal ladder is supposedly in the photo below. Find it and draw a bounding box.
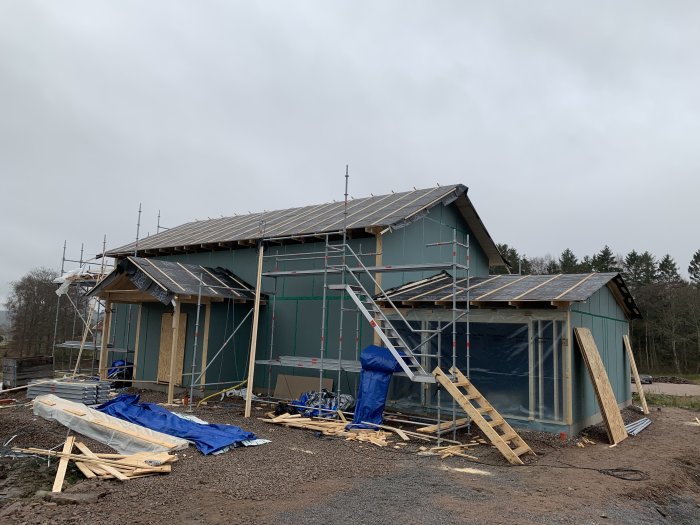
[328,282,434,382]
[433,366,535,465]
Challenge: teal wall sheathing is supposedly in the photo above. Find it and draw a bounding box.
[570,285,631,429]
[108,202,487,393]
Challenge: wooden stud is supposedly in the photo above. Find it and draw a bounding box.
[623,334,649,415]
[564,310,573,425]
[98,298,112,380]
[553,321,560,421]
[474,275,528,301]
[131,304,143,383]
[554,273,595,300]
[244,242,265,418]
[74,442,129,481]
[200,301,211,389]
[167,299,181,405]
[52,436,75,493]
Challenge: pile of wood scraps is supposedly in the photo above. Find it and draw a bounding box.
[260,413,348,436]
[576,436,596,448]
[428,443,479,460]
[13,437,177,493]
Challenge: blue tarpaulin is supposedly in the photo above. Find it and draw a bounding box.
[347,345,403,430]
[97,394,257,455]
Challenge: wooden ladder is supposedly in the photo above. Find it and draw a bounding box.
[433,366,535,465]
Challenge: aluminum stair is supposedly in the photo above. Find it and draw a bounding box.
[328,283,434,383]
[433,366,535,465]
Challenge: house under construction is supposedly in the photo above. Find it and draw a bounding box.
[89,183,640,439]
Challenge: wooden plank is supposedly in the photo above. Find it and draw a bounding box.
[74,442,129,481]
[623,335,649,415]
[564,311,573,425]
[245,242,265,418]
[574,328,628,444]
[131,304,143,382]
[200,301,211,389]
[416,418,470,434]
[157,310,187,385]
[52,436,75,493]
[554,274,594,300]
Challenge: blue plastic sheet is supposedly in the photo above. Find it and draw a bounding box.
[97,394,256,455]
[347,345,403,430]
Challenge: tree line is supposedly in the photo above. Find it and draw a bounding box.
[493,245,700,375]
[3,268,79,357]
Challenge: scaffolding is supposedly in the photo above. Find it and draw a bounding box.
[52,237,112,378]
[253,179,471,442]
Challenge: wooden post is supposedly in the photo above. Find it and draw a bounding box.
[244,243,265,417]
[167,298,181,405]
[564,310,573,425]
[131,304,143,383]
[528,320,534,420]
[624,334,649,415]
[373,229,383,346]
[200,301,211,390]
[553,321,559,421]
[98,298,112,380]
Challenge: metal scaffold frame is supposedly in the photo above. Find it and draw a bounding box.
[250,172,471,441]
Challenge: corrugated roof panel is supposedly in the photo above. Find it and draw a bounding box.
[106,185,476,256]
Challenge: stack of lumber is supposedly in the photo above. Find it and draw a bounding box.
[260,413,348,436]
[14,438,177,492]
[261,413,396,447]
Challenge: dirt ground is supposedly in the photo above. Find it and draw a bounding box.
[0,390,698,525]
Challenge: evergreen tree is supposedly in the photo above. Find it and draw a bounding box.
[578,255,594,273]
[688,249,700,285]
[623,250,641,284]
[558,249,578,273]
[657,254,682,284]
[637,251,657,284]
[592,245,617,272]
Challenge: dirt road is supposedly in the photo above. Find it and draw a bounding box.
[1,391,699,525]
[633,382,700,396]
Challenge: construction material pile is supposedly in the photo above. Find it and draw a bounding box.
[33,394,189,454]
[27,379,112,404]
[13,437,177,493]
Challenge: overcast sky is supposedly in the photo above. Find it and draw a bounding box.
[1,1,699,305]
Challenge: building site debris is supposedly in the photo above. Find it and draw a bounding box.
[33,394,188,454]
[97,394,258,454]
[416,417,470,434]
[13,440,177,491]
[625,418,652,436]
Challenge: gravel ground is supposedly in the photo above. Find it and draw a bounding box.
[1,389,699,525]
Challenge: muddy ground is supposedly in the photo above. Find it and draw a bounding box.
[0,390,698,525]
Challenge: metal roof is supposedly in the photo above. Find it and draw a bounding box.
[379,272,641,319]
[105,184,506,267]
[88,257,258,304]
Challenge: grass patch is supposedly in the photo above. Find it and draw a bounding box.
[635,392,700,411]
